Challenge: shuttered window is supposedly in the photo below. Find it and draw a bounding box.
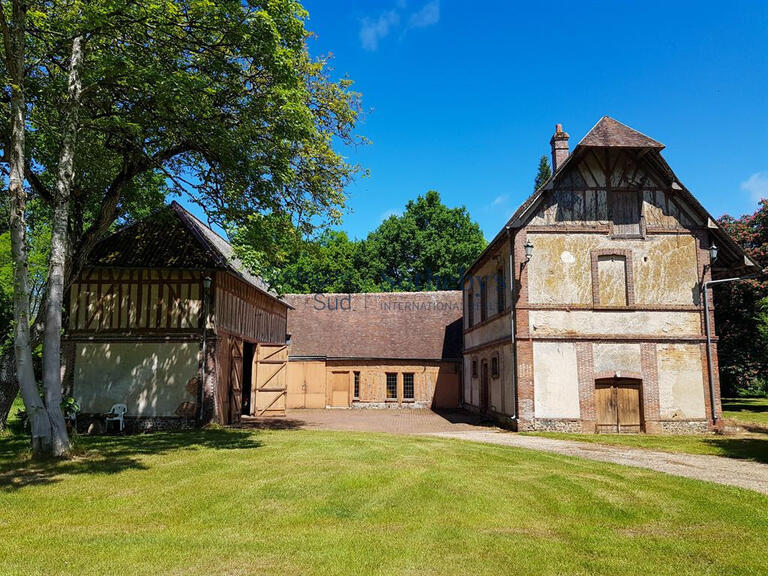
[496,268,505,313]
[610,190,643,237]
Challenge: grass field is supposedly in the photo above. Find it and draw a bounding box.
[525,431,768,464]
[722,397,768,426]
[2,422,768,575]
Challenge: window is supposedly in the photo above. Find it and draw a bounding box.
[403,373,414,400]
[610,190,643,237]
[591,250,634,307]
[353,371,360,399]
[496,268,505,313]
[480,276,488,322]
[467,292,474,327]
[491,355,499,379]
[386,373,397,400]
[471,359,478,378]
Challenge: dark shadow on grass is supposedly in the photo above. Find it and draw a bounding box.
[701,436,768,465]
[0,427,262,492]
[722,400,768,414]
[238,417,307,430]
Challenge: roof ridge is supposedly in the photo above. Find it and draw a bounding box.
[169,201,229,267]
[579,116,664,148]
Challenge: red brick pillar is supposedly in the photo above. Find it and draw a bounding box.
[576,342,596,433]
[640,342,661,433]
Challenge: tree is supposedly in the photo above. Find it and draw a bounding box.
[363,191,486,291]
[716,199,768,397]
[268,230,371,294]
[265,191,487,294]
[534,155,551,191]
[0,1,364,439]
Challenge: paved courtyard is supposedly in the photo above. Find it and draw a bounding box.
[244,408,499,434]
[243,408,768,494]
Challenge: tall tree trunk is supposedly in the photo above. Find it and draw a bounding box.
[42,34,84,457]
[4,0,53,454]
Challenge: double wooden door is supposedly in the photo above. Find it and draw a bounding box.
[595,379,643,433]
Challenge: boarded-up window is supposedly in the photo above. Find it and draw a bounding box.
[403,373,414,400]
[480,277,488,321]
[610,190,643,237]
[597,255,628,306]
[386,373,397,400]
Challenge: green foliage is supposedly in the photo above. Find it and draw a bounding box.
[362,191,487,291]
[716,199,768,397]
[1,0,364,268]
[251,190,487,294]
[534,155,552,191]
[0,214,50,352]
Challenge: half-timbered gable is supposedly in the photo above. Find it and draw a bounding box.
[463,117,761,434]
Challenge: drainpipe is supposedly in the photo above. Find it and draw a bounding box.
[701,272,764,424]
[505,226,517,421]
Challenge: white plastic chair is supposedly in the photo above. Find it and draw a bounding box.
[105,403,127,433]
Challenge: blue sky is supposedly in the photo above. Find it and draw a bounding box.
[296,0,768,241]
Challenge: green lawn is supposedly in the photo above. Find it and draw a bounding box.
[722,397,768,427]
[525,431,768,464]
[1,426,768,575]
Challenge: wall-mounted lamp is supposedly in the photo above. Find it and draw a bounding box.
[203,276,212,291]
[709,243,718,264]
[524,239,534,263]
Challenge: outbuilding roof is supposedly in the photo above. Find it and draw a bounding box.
[285,291,463,361]
[87,201,287,304]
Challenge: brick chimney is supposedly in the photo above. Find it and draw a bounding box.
[550,123,570,172]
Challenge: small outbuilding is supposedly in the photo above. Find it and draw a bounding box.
[63,202,291,430]
[285,292,463,409]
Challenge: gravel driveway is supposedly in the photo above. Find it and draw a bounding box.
[430,430,768,495]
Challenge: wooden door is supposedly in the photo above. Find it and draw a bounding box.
[329,371,350,408]
[228,338,243,424]
[252,344,288,416]
[595,379,642,433]
[480,361,489,412]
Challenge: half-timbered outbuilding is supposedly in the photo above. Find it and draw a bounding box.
[63,202,291,431]
[463,117,761,433]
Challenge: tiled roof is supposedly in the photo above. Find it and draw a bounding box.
[579,116,664,148]
[87,201,286,304]
[285,291,463,360]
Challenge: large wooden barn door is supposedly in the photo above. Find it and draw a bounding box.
[252,344,288,416]
[596,379,643,433]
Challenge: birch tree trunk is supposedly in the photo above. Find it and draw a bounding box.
[42,34,84,457]
[3,0,53,454]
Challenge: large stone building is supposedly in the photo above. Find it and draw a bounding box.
[462,117,761,433]
[285,292,462,409]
